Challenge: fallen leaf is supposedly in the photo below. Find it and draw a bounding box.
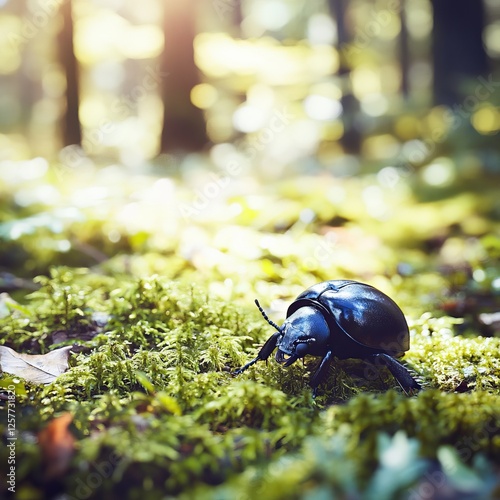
[38,413,76,479]
[0,345,73,384]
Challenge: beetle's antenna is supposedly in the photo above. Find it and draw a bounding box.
[254,299,281,332]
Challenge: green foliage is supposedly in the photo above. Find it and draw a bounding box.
[1,267,500,498]
[187,430,498,500]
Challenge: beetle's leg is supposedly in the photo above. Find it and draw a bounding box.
[309,349,333,397]
[233,331,281,375]
[370,353,421,395]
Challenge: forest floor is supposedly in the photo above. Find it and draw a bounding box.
[0,156,499,499]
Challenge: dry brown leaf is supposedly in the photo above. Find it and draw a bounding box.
[0,345,73,384]
[38,413,76,479]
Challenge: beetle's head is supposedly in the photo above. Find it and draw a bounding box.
[275,306,330,366]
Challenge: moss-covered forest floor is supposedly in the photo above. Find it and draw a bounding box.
[1,159,500,499]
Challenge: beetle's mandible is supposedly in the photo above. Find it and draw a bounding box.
[234,280,421,395]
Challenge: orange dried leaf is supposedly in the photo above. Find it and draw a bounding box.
[38,413,76,479]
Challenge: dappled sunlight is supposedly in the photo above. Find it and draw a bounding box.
[1,1,500,498]
[0,14,23,74]
[194,32,339,83]
[1,0,499,167]
[74,11,163,63]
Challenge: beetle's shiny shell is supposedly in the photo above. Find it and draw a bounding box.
[286,280,409,358]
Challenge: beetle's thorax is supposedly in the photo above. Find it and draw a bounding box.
[275,306,330,366]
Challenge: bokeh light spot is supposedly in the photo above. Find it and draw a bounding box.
[304,95,342,121]
[422,158,456,186]
[471,105,500,135]
[360,94,388,117]
[191,83,218,109]
[483,22,500,57]
[307,14,336,45]
[233,105,267,133]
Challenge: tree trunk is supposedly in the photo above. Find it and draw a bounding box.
[400,0,410,99]
[328,0,361,154]
[159,0,207,153]
[232,0,243,36]
[431,0,488,106]
[58,0,81,146]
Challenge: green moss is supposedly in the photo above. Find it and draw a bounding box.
[322,390,500,461]
[406,314,500,391]
[1,267,499,499]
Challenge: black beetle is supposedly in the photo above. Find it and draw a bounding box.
[234,280,421,395]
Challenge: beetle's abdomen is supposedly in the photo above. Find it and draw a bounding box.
[286,280,409,358]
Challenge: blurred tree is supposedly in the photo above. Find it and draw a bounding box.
[159,0,208,153]
[58,0,81,146]
[4,1,27,133]
[327,0,361,154]
[431,0,489,106]
[400,0,410,99]
[232,0,243,37]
